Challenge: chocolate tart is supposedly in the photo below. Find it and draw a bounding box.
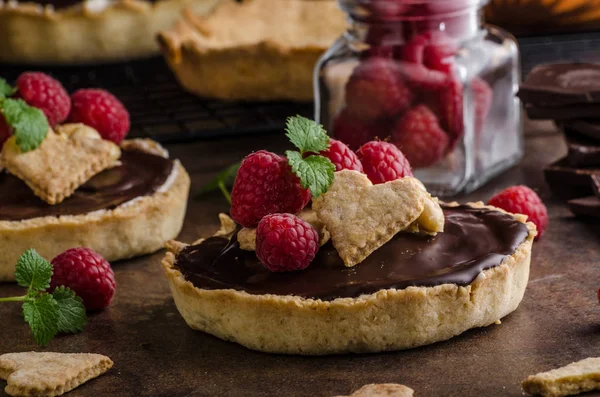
[162,202,536,355]
[157,0,345,101]
[0,139,190,281]
[0,0,221,64]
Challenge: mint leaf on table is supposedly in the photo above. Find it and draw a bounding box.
[0,78,15,98]
[284,115,335,198]
[286,151,335,198]
[0,98,48,152]
[53,287,87,334]
[285,115,330,154]
[197,162,240,203]
[0,250,88,346]
[15,249,53,292]
[23,294,59,346]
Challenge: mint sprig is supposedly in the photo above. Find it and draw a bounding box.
[0,98,48,152]
[0,78,15,98]
[197,162,241,204]
[0,249,87,346]
[284,116,335,198]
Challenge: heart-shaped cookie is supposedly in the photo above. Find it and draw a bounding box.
[1,123,120,205]
[313,170,431,267]
[0,352,113,397]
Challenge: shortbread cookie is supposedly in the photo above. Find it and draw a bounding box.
[238,208,330,251]
[0,352,112,397]
[312,170,437,267]
[334,384,414,397]
[158,0,345,101]
[1,124,120,205]
[523,357,600,397]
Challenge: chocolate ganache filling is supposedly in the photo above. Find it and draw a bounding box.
[31,0,159,10]
[175,205,529,300]
[0,149,174,221]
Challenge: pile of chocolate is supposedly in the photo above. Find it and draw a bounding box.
[519,63,600,218]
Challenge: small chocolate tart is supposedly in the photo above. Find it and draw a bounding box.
[1,140,190,282]
[175,205,529,301]
[163,203,535,355]
[0,149,173,222]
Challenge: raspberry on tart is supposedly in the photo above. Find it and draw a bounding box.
[356,140,413,184]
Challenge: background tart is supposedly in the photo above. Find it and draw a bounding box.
[157,0,346,101]
[0,0,221,64]
[0,139,190,281]
[162,203,536,355]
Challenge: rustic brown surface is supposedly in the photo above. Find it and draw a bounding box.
[1,120,599,397]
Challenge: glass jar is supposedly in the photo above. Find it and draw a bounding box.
[315,0,523,196]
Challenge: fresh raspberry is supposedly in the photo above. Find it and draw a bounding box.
[436,74,464,149]
[332,108,390,150]
[392,105,449,168]
[398,62,448,91]
[230,151,310,228]
[0,115,12,148]
[50,248,116,311]
[356,141,413,184]
[345,58,413,121]
[69,89,130,144]
[256,213,319,272]
[488,186,548,240]
[320,139,364,172]
[15,72,71,126]
[422,32,458,74]
[472,77,493,137]
[401,34,428,64]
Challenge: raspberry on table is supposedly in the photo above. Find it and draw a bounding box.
[69,89,130,144]
[15,72,71,126]
[230,150,310,228]
[392,105,449,168]
[356,140,413,184]
[50,248,116,311]
[332,108,391,151]
[345,58,413,121]
[320,139,364,172]
[488,185,548,240]
[256,213,319,272]
[0,115,11,148]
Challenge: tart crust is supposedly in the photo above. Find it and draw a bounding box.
[0,0,221,64]
[0,139,190,281]
[162,203,536,355]
[157,0,346,101]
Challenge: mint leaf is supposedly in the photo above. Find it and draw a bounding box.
[53,287,87,334]
[0,78,15,98]
[286,151,335,198]
[285,116,329,154]
[1,98,48,152]
[15,249,53,292]
[22,294,58,346]
[197,161,240,202]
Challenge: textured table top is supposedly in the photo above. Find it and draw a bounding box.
[1,120,599,397]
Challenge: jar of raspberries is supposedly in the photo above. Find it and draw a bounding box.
[315,0,523,196]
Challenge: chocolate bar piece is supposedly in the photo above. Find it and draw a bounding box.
[519,63,600,107]
[568,196,600,219]
[544,158,600,199]
[566,133,600,167]
[562,120,600,142]
[526,103,600,120]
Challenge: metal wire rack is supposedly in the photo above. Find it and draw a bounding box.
[1,57,313,143]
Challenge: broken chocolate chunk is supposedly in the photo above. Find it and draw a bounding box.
[561,120,600,143]
[544,158,600,199]
[519,63,600,107]
[565,133,600,167]
[568,196,600,219]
